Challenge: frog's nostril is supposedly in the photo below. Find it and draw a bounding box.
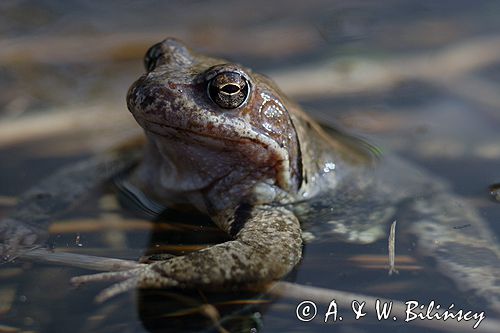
[144,42,163,71]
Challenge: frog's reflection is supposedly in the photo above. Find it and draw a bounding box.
[137,288,268,333]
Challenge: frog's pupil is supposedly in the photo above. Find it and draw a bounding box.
[221,84,240,94]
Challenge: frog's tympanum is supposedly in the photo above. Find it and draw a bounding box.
[2,38,500,310]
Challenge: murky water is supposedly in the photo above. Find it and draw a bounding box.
[1,1,500,332]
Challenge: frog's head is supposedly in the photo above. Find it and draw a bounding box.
[127,38,302,204]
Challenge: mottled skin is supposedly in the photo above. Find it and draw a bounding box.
[71,38,350,299]
[2,38,500,310]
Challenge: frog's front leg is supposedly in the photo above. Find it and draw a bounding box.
[72,205,303,302]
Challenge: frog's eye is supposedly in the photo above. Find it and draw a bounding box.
[208,72,249,109]
[144,42,163,72]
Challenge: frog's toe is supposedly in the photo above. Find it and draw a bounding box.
[71,268,145,303]
[1,244,41,263]
[95,276,141,303]
[0,219,44,262]
[71,264,179,302]
[71,267,145,285]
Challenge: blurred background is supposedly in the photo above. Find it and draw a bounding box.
[0,1,500,332]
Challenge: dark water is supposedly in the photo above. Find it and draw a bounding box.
[1,1,500,332]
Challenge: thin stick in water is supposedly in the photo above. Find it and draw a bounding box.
[388,220,399,275]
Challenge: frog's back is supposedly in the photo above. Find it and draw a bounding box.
[293,126,500,312]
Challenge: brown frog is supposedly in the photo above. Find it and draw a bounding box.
[2,38,500,310]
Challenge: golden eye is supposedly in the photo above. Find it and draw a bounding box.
[208,72,249,109]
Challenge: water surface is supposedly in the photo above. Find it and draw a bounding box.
[1,1,499,332]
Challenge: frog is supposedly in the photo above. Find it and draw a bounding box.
[2,38,500,311]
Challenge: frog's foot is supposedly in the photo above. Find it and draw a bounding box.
[0,218,44,262]
[71,264,178,303]
[73,206,303,303]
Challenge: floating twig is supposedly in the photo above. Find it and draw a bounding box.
[388,220,399,275]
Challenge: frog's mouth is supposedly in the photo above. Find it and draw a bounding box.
[138,118,266,148]
[134,115,297,193]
